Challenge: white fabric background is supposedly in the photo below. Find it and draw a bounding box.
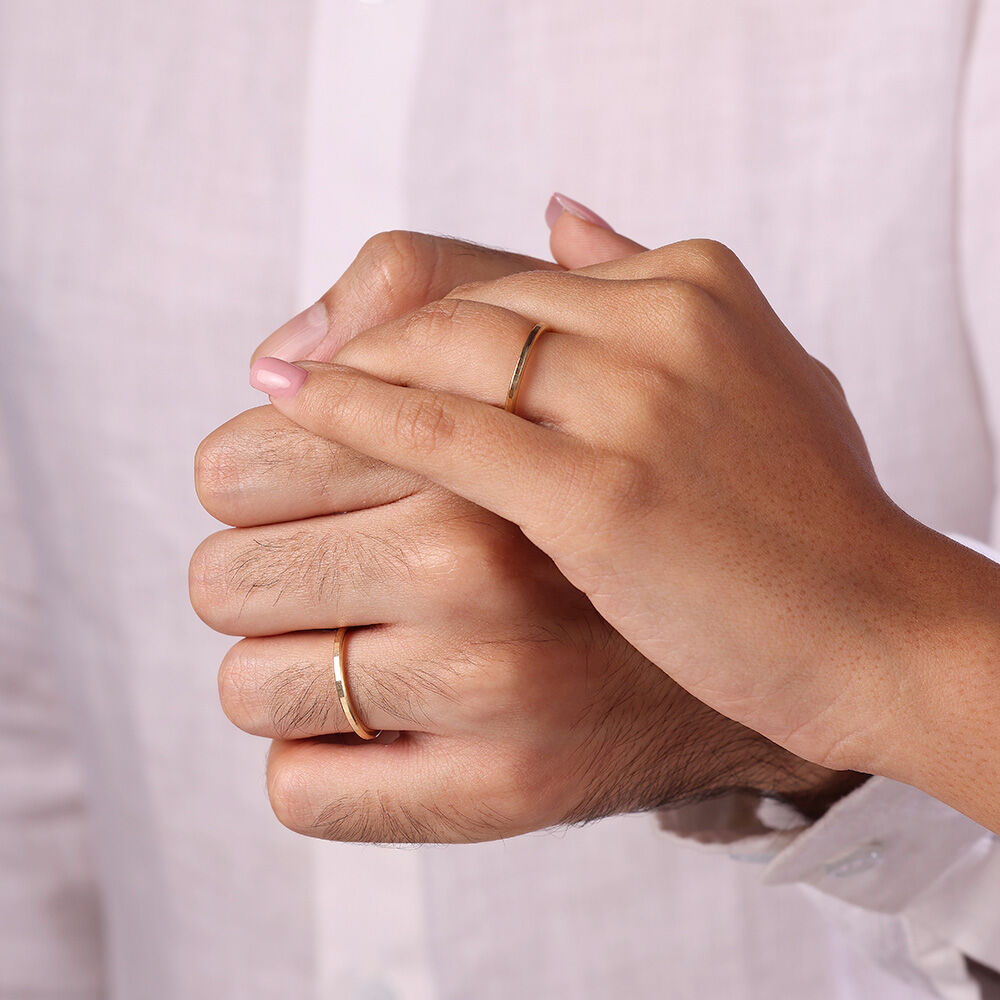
[1,1,998,997]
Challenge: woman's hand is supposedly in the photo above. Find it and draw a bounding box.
[250,238,1000,829]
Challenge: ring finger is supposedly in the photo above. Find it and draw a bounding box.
[220,625,462,739]
[333,296,601,429]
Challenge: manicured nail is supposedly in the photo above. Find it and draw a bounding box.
[249,357,307,398]
[545,192,613,231]
[258,300,328,362]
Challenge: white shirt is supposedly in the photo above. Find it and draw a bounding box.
[1,1,999,997]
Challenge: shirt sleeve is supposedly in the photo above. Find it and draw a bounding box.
[763,776,1000,991]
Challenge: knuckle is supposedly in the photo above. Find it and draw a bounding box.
[194,430,244,516]
[479,751,561,832]
[195,409,340,527]
[597,451,659,518]
[392,392,455,455]
[634,277,710,319]
[398,295,466,350]
[466,648,527,719]
[188,532,232,628]
[190,529,312,632]
[678,237,742,277]
[441,515,541,616]
[266,758,316,835]
[356,230,427,298]
[547,446,655,532]
[217,641,261,730]
[812,356,847,399]
[632,279,727,365]
[334,326,384,371]
[665,276,715,315]
[539,446,608,528]
[446,277,489,301]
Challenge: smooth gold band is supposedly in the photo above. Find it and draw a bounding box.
[505,323,546,415]
[332,627,380,740]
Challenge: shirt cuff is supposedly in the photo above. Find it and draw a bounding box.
[761,775,993,911]
[656,790,809,860]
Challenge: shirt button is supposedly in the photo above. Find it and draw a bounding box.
[728,849,779,864]
[824,842,884,878]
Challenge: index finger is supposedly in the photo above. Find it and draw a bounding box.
[194,404,424,528]
[260,359,581,544]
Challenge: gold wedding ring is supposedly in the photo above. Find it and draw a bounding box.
[505,323,547,415]
[332,627,380,740]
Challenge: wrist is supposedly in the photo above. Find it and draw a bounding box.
[685,720,868,823]
[880,526,1000,828]
[738,736,869,822]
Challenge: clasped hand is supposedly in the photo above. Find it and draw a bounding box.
[193,225,997,841]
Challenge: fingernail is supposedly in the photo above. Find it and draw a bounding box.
[259,300,328,362]
[545,192,613,231]
[249,357,307,398]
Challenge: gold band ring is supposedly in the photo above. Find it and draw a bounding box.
[332,627,380,740]
[505,323,547,415]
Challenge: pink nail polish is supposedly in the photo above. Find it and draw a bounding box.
[258,300,328,362]
[545,192,613,231]
[249,357,307,398]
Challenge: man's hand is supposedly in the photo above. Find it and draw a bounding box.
[192,404,859,842]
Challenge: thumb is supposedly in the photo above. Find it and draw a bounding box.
[251,233,560,366]
[545,192,646,268]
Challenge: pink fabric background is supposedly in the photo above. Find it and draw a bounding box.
[1,1,998,997]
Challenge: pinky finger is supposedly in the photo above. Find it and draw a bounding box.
[266,737,546,843]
